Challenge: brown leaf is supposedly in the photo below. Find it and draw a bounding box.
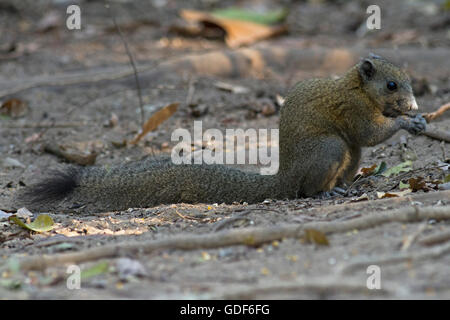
[377,190,412,198]
[408,176,427,192]
[180,9,287,48]
[303,229,329,246]
[0,98,28,118]
[360,164,377,177]
[44,141,101,166]
[130,103,179,145]
[350,193,369,202]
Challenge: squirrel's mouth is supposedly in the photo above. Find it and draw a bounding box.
[383,96,418,118]
[382,107,403,118]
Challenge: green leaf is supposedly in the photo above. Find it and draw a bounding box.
[444,174,450,183]
[80,262,109,280]
[9,214,54,232]
[0,279,22,290]
[7,258,20,274]
[444,0,450,10]
[374,161,387,175]
[399,181,410,189]
[382,161,413,177]
[212,7,288,25]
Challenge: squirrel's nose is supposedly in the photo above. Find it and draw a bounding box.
[409,97,418,110]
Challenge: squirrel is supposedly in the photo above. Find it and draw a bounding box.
[18,54,426,213]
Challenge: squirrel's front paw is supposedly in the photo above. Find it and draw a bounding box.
[401,114,427,135]
[409,114,427,134]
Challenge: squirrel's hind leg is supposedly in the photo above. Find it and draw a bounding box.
[300,137,353,197]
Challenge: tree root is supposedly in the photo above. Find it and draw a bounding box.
[9,204,450,271]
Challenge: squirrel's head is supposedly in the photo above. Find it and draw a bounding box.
[358,54,418,117]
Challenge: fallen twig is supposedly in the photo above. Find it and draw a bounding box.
[419,102,450,142]
[419,229,450,246]
[216,277,390,299]
[107,3,145,127]
[421,127,450,143]
[338,241,450,275]
[4,121,88,129]
[302,190,450,217]
[400,222,427,251]
[8,205,450,271]
[213,210,251,231]
[423,102,450,123]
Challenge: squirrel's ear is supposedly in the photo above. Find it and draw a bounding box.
[359,59,376,80]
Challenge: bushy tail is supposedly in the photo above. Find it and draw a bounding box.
[18,158,278,213]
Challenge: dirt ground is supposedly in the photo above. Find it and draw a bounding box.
[0,0,449,300]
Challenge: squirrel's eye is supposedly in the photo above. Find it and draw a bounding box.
[387,81,397,91]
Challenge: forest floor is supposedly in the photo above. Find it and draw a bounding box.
[0,0,449,299]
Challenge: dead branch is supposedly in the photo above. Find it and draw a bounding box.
[338,241,450,275]
[400,222,427,251]
[216,277,390,299]
[419,102,450,142]
[421,127,450,143]
[0,65,152,99]
[107,3,145,127]
[423,103,450,123]
[4,121,88,129]
[8,205,450,271]
[419,229,450,246]
[213,210,251,231]
[304,190,450,217]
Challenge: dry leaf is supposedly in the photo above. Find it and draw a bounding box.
[44,141,101,166]
[377,192,398,199]
[350,193,369,202]
[358,162,386,177]
[0,98,28,118]
[377,190,412,199]
[180,9,287,48]
[360,164,377,176]
[130,102,179,145]
[214,81,249,94]
[408,177,427,192]
[303,229,329,246]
